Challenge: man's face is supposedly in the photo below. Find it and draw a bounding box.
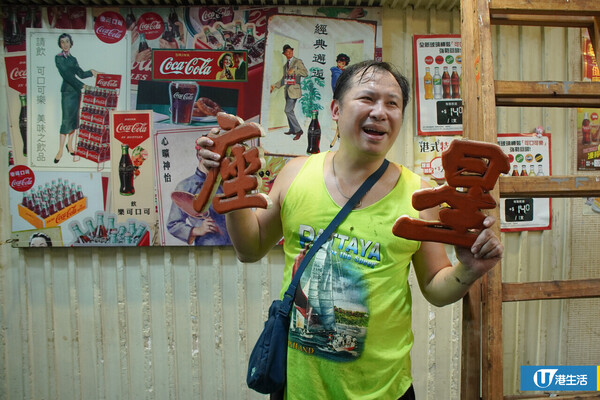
[331,69,404,157]
[284,49,294,60]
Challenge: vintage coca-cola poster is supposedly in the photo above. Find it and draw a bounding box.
[109,110,156,245]
[260,15,376,157]
[26,28,131,171]
[413,34,463,136]
[8,168,105,247]
[4,53,28,166]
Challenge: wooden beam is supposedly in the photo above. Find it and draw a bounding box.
[461,286,482,400]
[503,279,600,302]
[499,176,600,198]
[491,14,595,28]
[495,81,600,107]
[489,0,600,16]
[495,81,600,99]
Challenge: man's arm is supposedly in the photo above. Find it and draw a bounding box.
[411,181,504,307]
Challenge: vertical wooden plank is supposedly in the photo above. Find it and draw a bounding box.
[171,248,193,399]
[51,250,77,399]
[459,0,482,398]
[98,249,124,398]
[74,250,100,400]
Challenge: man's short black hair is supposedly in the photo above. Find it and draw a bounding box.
[333,60,410,114]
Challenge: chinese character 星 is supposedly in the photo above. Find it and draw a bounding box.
[392,140,510,247]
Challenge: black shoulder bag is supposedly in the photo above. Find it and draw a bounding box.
[247,159,390,394]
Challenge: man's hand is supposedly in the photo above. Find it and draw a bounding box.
[195,129,222,170]
[454,215,504,281]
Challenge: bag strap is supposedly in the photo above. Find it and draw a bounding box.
[278,158,390,316]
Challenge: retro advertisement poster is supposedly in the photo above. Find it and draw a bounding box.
[4,53,28,166]
[109,110,155,245]
[412,135,460,186]
[413,34,463,136]
[498,133,552,232]
[26,28,131,170]
[260,14,376,156]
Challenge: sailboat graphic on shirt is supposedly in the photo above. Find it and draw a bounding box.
[289,239,369,362]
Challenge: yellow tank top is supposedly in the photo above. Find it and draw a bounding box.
[280,151,422,399]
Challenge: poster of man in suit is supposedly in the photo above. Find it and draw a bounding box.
[260,15,376,157]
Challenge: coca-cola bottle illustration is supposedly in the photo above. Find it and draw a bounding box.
[161,19,176,44]
[125,8,136,30]
[232,20,245,47]
[18,93,27,156]
[307,110,321,154]
[451,66,460,99]
[203,27,220,48]
[442,66,451,99]
[138,33,149,52]
[168,8,180,39]
[119,144,135,196]
[243,25,255,50]
[215,23,235,50]
[70,221,91,244]
[94,212,108,242]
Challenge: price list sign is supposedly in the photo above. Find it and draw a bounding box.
[498,132,552,232]
[413,34,462,136]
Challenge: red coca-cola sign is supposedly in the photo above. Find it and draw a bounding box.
[5,55,27,94]
[137,12,164,40]
[153,49,232,81]
[113,112,151,149]
[9,165,34,192]
[96,74,122,89]
[94,11,126,44]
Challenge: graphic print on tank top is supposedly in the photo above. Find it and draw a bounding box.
[289,238,369,362]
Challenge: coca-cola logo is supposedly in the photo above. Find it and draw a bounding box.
[9,67,26,81]
[116,122,149,133]
[158,57,213,76]
[199,7,234,26]
[172,92,196,101]
[97,79,118,88]
[137,12,164,40]
[132,59,152,72]
[55,205,79,224]
[94,11,126,44]
[9,165,34,192]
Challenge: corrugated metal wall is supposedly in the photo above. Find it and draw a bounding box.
[1,5,597,399]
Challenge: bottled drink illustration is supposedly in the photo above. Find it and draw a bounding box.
[203,26,220,48]
[125,8,136,30]
[511,165,519,176]
[423,67,433,100]
[70,222,91,244]
[520,165,527,176]
[138,33,149,52]
[451,66,460,98]
[119,144,135,196]
[582,112,591,145]
[168,8,180,39]
[243,25,255,49]
[442,66,451,99]
[537,165,544,176]
[94,212,108,242]
[433,67,442,99]
[529,165,536,176]
[19,93,27,156]
[307,110,321,154]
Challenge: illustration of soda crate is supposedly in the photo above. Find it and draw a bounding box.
[18,197,87,229]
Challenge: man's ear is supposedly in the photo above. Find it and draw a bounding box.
[331,100,340,122]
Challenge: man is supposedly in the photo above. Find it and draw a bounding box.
[234,52,247,81]
[198,60,503,399]
[270,44,308,141]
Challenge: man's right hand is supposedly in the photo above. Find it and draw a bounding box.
[195,131,221,170]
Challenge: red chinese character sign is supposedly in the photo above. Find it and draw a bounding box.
[170,112,271,217]
[393,140,510,248]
